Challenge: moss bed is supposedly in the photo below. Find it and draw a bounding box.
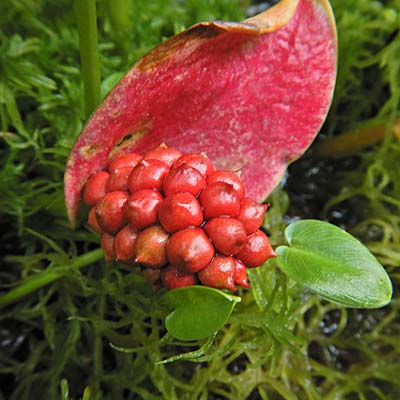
[0,1,399,399]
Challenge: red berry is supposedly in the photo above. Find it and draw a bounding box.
[88,207,103,234]
[144,143,182,167]
[167,227,214,273]
[162,164,205,197]
[106,166,134,192]
[101,233,115,261]
[143,268,161,283]
[161,265,197,290]
[81,146,274,292]
[203,217,248,255]
[134,225,169,268]
[237,230,276,267]
[206,170,245,199]
[128,159,169,192]
[198,255,236,291]
[173,153,214,177]
[143,268,162,291]
[199,182,240,219]
[114,225,138,263]
[95,191,129,234]
[233,258,250,288]
[158,192,203,233]
[237,198,268,234]
[125,189,163,231]
[108,153,142,174]
[83,171,110,206]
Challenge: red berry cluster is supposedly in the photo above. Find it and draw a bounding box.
[82,144,276,291]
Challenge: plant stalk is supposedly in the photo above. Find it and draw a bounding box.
[93,295,105,392]
[106,0,131,60]
[74,0,101,118]
[314,119,400,158]
[0,248,104,309]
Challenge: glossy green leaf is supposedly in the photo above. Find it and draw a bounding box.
[276,219,393,308]
[161,286,241,341]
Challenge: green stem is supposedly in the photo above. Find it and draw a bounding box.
[0,248,103,309]
[93,295,105,391]
[106,0,131,60]
[74,0,101,118]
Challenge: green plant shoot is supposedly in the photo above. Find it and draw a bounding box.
[276,219,393,308]
[160,219,392,340]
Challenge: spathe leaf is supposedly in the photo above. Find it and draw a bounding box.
[65,0,337,224]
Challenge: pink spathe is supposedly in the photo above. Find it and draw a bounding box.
[65,0,336,225]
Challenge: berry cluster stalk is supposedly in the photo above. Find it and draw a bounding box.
[74,0,101,118]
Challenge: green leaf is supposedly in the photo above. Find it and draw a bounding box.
[60,379,69,400]
[161,286,241,341]
[276,220,393,308]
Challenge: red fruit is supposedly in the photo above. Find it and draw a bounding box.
[83,171,110,206]
[128,159,169,192]
[88,207,103,234]
[143,268,161,284]
[101,233,115,261]
[158,193,203,233]
[114,225,138,262]
[106,166,133,192]
[108,153,142,174]
[144,143,182,167]
[167,227,214,273]
[237,230,276,267]
[125,189,163,231]
[206,170,245,199]
[134,225,169,268]
[161,265,197,290]
[237,198,268,234]
[143,268,162,291]
[173,153,214,178]
[162,164,205,197]
[199,182,240,219]
[95,191,129,234]
[198,255,236,291]
[203,217,248,255]
[233,258,250,289]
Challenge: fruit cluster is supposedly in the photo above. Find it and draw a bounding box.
[82,144,276,291]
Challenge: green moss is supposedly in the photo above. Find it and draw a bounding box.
[0,0,399,399]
